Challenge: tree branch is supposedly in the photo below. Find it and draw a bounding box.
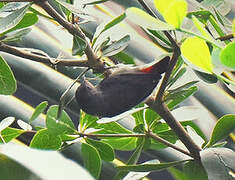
[0,42,88,66]
[34,0,105,72]
[138,0,201,161]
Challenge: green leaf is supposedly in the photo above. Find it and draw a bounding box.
[207,114,235,147]
[85,138,114,161]
[0,56,17,95]
[92,13,126,47]
[30,128,62,150]
[0,127,24,143]
[102,35,130,57]
[95,121,133,134]
[102,137,137,151]
[46,105,76,136]
[81,142,101,179]
[150,130,178,149]
[79,111,98,132]
[125,7,174,31]
[168,167,188,180]
[2,12,38,35]
[220,41,235,68]
[72,35,87,56]
[30,101,48,124]
[183,161,208,180]
[0,3,30,34]
[200,148,235,180]
[194,70,218,84]
[132,104,145,126]
[117,160,189,172]
[113,51,135,64]
[145,108,160,128]
[2,28,31,42]
[181,37,214,73]
[187,10,212,24]
[165,86,198,109]
[161,0,188,28]
[167,67,187,89]
[113,138,146,180]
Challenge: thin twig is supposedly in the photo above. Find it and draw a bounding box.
[216,34,234,41]
[0,42,88,66]
[78,133,146,138]
[147,131,193,158]
[57,67,90,119]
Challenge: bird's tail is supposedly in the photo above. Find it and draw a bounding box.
[141,56,170,74]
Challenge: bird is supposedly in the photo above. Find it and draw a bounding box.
[75,56,170,117]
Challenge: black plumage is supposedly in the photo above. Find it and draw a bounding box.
[75,56,170,117]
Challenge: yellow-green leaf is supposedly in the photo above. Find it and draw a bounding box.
[125,7,174,31]
[154,0,174,15]
[220,41,235,68]
[192,16,212,40]
[181,37,213,73]
[154,0,187,28]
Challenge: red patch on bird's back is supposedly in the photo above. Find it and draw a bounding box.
[140,66,154,73]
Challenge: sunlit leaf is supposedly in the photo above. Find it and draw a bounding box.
[192,16,212,40]
[46,105,76,135]
[17,120,32,131]
[0,117,15,132]
[220,41,235,68]
[0,127,24,144]
[154,0,174,15]
[29,101,48,124]
[30,128,62,150]
[97,106,147,124]
[0,143,95,180]
[102,137,137,151]
[126,7,174,31]
[181,37,213,73]
[162,0,187,28]
[0,56,17,95]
